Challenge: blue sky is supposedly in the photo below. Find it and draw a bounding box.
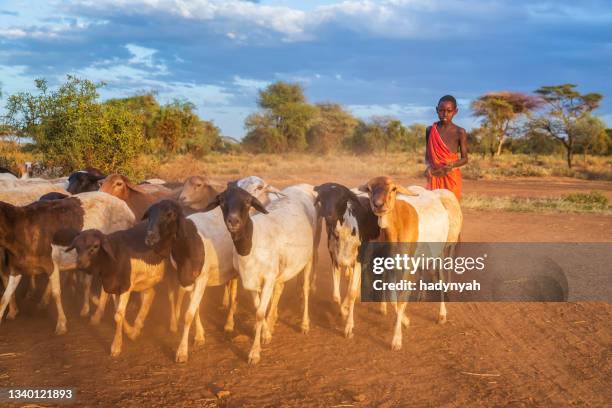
[1,0,611,138]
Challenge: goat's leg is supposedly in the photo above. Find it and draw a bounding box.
[221,283,230,309]
[1,272,19,320]
[37,279,52,310]
[263,281,284,344]
[248,279,274,365]
[168,285,178,333]
[49,263,67,335]
[175,286,187,322]
[437,267,447,324]
[332,262,342,307]
[343,263,361,339]
[110,292,130,357]
[193,306,205,348]
[301,259,313,334]
[224,278,238,333]
[24,275,37,300]
[176,275,208,363]
[80,273,92,317]
[90,288,109,325]
[340,266,354,318]
[391,301,408,351]
[0,274,22,324]
[124,288,155,340]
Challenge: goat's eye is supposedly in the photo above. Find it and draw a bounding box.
[256,186,263,191]
[351,228,356,236]
[116,182,123,187]
[196,183,202,187]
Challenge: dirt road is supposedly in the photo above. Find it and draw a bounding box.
[1,180,610,407]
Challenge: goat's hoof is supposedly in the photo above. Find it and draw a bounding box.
[391,339,402,351]
[301,323,310,334]
[79,307,90,317]
[437,314,447,324]
[55,323,67,335]
[379,305,387,315]
[110,347,121,358]
[402,315,410,327]
[193,336,205,348]
[248,352,261,365]
[90,316,101,326]
[261,331,272,345]
[6,309,18,320]
[175,352,188,363]
[344,327,354,339]
[169,324,178,333]
[224,322,235,333]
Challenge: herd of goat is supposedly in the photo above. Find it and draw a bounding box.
[0,164,462,364]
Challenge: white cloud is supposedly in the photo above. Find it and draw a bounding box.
[126,44,157,68]
[64,0,504,42]
[233,76,270,91]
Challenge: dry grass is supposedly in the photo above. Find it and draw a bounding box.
[142,152,612,183]
[462,191,611,214]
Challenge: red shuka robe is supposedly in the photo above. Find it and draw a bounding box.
[426,123,462,200]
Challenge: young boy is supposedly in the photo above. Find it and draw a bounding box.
[425,95,469,200]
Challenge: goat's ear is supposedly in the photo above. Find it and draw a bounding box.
[101,237,117,261]
[313,185,321,193]
[64,239,76,253]
[347,190,364,208]
[251,197,269,214]
[395,185,418,196]
[127,181,148,194]
[141,206,151,220]
[203,195,221,212]
[265,185,286,197]
[358,184,369,193]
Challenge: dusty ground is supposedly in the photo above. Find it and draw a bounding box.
[0,178,610,407]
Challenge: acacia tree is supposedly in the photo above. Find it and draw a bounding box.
[531,84,603,168]
[243,81,318,152]
[471,91,542,156]
[307,103,358,153]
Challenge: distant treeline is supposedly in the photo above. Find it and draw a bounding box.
[1,76,610,175]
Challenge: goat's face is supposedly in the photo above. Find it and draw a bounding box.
[236,176,283,207]
[66,229,112,270]
[179,176,210,206]
[314,183,352,225]
[100,174,147,199]
[359,176,400,216]
[67,171,105,194]
[332,207,360,267]
[99,174,129,198]
[204,183,268,235]
[143,200,182,247]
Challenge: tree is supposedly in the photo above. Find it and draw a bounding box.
[531,84,603,168]
[243,81,318,152]
[471,91,542,156]
[2,76,144,175]
[402,123,426,152]
[571,114,608,161]
[307,103,358,153]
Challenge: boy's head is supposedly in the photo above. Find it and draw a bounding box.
[436,95,458,124]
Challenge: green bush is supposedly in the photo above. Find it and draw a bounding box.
[3,76,145,177]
